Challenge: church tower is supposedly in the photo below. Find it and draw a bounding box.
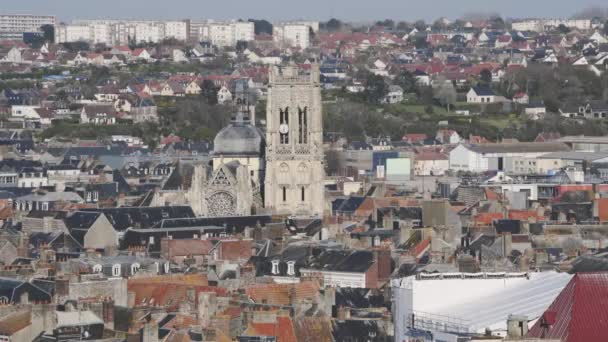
[264,64,325,217]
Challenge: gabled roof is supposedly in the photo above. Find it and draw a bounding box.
[308,249,375,273]
[247,316,297,342]
[64,211,102,230]
[81,206,195,231]
[528,272,608,342]
[461,142,570,154]
[470,85,495,96]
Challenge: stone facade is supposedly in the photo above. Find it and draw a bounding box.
[152,162,259,217]
[82,214,118,250]
[264,65,325,217]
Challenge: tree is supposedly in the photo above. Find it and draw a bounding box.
[236,40,248,52]
[89,66,111,83]
[451,19,467,30]
[394,70,417,93]
[364,74,388,104]
[23,33,45,48]
[435,80,457,112]
[396,21,412,32]
[557,24,571,34]
[248,19,273,35]
[413,36,428,49]
[323,18,343,32]
[419,86,434,106]
[40,24,55,43]
[451,35,466,47]
[325,149,343,176]
[480,69,493,85]
[414,20,427,31]
[375,19,395,30]
[201,80,218,105]
[489,16,506,30]
[432,19,448,32]
[62,41,90,52]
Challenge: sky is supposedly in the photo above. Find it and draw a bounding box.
[2,0,607,22]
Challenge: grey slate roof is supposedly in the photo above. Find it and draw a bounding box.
[213,116,264,157]
[464,142,570,154]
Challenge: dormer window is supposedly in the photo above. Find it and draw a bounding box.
[131,263,140,275]
[271,260,280,275]
[93,264,102,273]
[112,264,121,277]
[287,261,296,276]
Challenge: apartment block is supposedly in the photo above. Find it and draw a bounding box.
[0,14,56,40]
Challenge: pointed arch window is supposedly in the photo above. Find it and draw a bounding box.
[298,107,308,144]
[280,107,289,144]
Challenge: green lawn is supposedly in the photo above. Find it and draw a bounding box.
[390,103,449,115]
[478,113,521,130]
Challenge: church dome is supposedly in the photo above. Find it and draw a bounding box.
[213,113,264,157]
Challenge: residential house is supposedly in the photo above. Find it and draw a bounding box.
[80,105,117,125]
[298,249,391,289]
[1,47,23,64]
[525,100,547,120]
[130,97,158,123]
[512,92,529,104]
[15,191,84,212]
[172,49,188,63]
[217,86,232,104]
[383,85,404,104]
[560,101,608,119]
[414,152,449,176]
[436,129,461,145]
[131,48,153,62]
[64,211,117,250]
[185,81,202,95]
[467,86,496,103]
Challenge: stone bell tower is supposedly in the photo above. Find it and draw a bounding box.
[264,64,325,217]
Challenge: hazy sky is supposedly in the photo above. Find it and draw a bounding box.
[2,0,607,22]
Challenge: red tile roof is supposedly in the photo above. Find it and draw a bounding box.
[246,281,320,305]
[508,210,543,221]
[247,316,297,342]
[128,282,226,311]
[217,239,253,262]
[527,273,608,342]
[473,212,503,225]
[163,239,214,258]
[402,133,427,142]
[412,239,430,259]
[415,152,448,161]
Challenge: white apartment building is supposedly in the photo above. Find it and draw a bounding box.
[512,18,592,32]
[164,21,189,41]
[57,20,189,45]
[56,25,92,43]
[91,24,112,44]
[134,22,165,43]
[0,14,56,40]
[277,21,319,33]
[192,21,254,47]
[273,24,310,49]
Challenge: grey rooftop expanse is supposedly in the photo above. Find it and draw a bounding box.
[464,142,571,154]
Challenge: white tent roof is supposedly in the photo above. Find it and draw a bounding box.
[400,271,573,334]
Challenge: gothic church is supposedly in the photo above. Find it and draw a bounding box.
[151,64,324,218]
